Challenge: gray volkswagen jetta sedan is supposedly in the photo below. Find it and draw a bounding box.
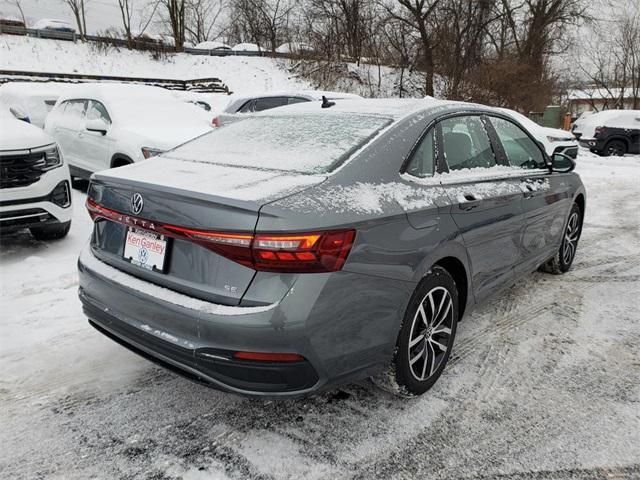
[78,98,586,397]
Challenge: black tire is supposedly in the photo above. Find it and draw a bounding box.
[540,202,582,274]
[30,221,71,240]
[374,266,459,396]
[602,140,627,157]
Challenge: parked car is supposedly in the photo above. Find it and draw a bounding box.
[78,98,585,398]
[497,108,578,158]
[275,42,314,54]
[0,82,70,128]
[44,83,212,180]
[32,18,76,33]
[0,17,26,32]
[213,90,362,126]
[192,41,231,51]
[0,111,72,239]
[573,109,640,156]
[231,43,261,52]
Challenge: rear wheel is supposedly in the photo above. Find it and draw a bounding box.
[30,221,71,241]
[603,140,627,156]
[374,266,458,396]
[540,202,582,274]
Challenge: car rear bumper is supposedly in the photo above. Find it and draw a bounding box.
[78,244,413,397]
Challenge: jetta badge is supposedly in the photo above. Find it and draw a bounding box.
[131,193,144,215]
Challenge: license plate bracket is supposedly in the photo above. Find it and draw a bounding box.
[123,227,169,273]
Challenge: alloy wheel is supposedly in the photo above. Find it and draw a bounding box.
[407,286,454,381]
[562,211,580,265]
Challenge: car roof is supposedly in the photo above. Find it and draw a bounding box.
[250,97,464,121]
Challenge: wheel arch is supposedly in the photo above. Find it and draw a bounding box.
[432,256,469,320]
[110,154,133,168]
[574,193,585,220]
[603,136,630,149]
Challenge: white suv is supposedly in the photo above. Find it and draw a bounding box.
[0,112,72,240]
[44,83,213,180]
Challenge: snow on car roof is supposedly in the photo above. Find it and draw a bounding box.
[251,97,455,120]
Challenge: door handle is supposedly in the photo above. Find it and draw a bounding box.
[458,193,483,211]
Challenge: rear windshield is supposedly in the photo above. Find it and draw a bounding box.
[163,113,392,174]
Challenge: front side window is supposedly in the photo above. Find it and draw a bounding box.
[287,97,309,105]
[86,100,112,124]
[441,116,496,171]
[63,99,86,120]
[490,116,546,169]
[405,129,435,178]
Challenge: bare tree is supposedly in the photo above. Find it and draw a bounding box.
[576,4,640,110]
[64,0,88,39]
[383,0,441,96]
[231,0,293,53]
[11,0,26,26]
[160,0,187,50]
[117,0,134,45]
[185,0,224,44]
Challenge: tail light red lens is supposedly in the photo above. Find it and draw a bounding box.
[212,117,221,127]
[86,198,356,273]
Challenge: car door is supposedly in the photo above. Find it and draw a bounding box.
[82,100,115,172]
[487,115,571,275]
[436,114,525,301]
[55,99,87,171]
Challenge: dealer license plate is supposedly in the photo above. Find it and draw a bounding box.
[123,227,168,272]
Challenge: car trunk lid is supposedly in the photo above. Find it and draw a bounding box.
[87,158,326,306]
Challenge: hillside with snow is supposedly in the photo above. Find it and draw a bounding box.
[0,35,426,98]
[0,35,310,95]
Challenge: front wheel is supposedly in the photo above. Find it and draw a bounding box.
[375,266,459,396]
[540,203,582,274]
[603,140,627,156]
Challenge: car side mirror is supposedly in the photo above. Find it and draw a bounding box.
[551,152,576,173]
[86,118,108,135]
[9,106,29,122]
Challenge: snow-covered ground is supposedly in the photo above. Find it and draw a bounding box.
[0,35,310,94]
[1,149,639,479]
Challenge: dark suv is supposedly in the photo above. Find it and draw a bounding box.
[574,110,640,156]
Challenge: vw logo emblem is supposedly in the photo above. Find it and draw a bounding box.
[131,193,144,215]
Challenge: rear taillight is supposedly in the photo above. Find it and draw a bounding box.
[212,117,221,127]
[86,198,355,273]
[252,231,355,272]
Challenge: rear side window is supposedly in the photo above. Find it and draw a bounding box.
[164,113,392,174]
[254,96,289,112]
[441,116,496,171]
[288,97,309,105]
[405,129,435,178]
[86,100,112,124]
[490,116,546,169]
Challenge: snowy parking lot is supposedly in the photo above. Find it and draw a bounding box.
[1,150,639,479]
